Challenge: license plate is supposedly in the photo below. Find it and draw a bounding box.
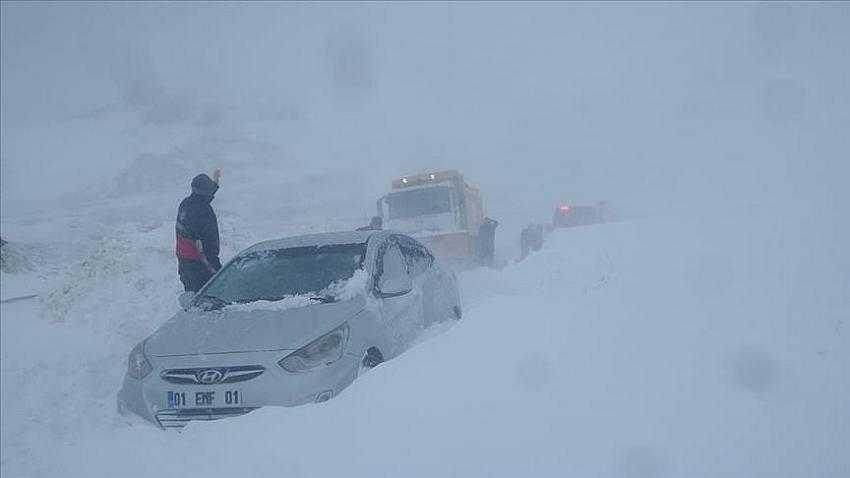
[167,390,243,408]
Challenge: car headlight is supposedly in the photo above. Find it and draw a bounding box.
[127,341,152,379]
[278,323,350,373]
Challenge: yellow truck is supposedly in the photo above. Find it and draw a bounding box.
[376,170,497,267]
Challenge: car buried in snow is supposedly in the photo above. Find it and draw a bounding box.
[118,230,461,429]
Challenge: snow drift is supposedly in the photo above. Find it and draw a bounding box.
[2,217,847,477]
[3,3,849,477]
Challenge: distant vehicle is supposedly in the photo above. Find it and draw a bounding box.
[118,230,461,429]
[376,170,496,267]
[553,201,611,228]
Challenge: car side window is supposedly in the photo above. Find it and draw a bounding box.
[379,243,408,284]
[394,235,434,276]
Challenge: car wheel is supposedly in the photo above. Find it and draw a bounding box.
[361,347,384,370]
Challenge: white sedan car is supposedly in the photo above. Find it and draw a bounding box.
[118,230,461,428]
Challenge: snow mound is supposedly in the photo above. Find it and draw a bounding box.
[460,222,625,307]
[0,238,33,273]
[0,239,43,302]
[40,222,180,342]
[108,153,195,197]
[2,216,848,478]
[325,268,370,301]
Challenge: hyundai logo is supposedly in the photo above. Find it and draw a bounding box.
[196,369,223,385]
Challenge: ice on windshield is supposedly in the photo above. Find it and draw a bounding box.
[222,269,369,312]
[202,244,366,306]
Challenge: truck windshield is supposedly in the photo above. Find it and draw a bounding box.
[387,186,452,220]
[198,244,366,308]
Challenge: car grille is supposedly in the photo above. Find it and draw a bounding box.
[160,365,265,385]
[156,407,257,429]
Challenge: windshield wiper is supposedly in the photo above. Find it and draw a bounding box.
[309,296,337,304]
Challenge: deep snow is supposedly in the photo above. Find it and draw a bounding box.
[3,3,850,477]
[2,212,848,477]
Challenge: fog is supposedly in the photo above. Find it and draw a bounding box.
[4,3,847,220]
[1,3,848,477]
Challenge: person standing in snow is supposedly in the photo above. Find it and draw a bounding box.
[176,170,223,292]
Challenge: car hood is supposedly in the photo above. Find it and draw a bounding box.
[145,296,365,357]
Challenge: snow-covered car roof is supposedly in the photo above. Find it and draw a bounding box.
[241,230,390,255]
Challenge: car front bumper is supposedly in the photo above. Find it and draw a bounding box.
[117,350,360,429]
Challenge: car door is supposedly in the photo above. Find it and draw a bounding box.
[374,239,423,354]
[394,235,433,326]
[395,234,456,325]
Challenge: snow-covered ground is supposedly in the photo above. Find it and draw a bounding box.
[2,202,848,476]
[3,3,849,477]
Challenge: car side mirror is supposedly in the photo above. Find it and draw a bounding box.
[178,291,196,310]
[378,274,412,298]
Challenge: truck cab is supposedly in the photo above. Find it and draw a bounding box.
[376,170,491,267]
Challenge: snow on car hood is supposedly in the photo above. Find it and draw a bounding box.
[145,296,366,356]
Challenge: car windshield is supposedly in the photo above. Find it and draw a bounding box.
[387,186,451,220]
[198,243,366,309]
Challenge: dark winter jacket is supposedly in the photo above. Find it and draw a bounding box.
[176,175,221,272]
